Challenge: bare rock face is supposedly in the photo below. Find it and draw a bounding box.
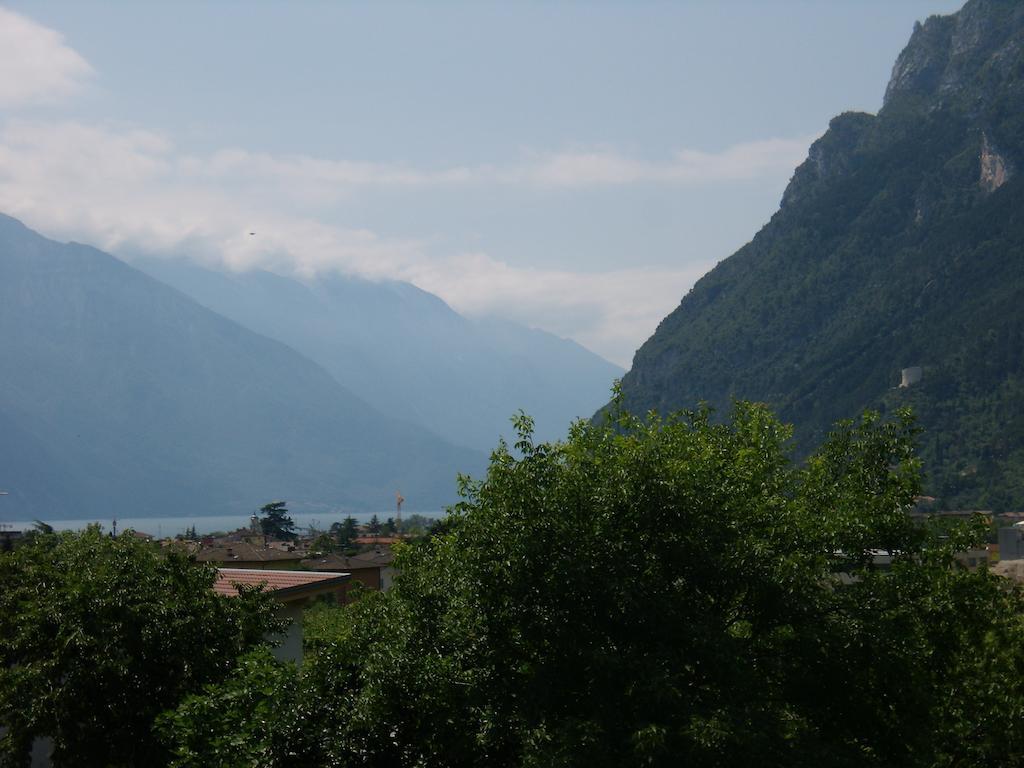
[780,112,875,208]
[980,132,1013,193]
[884,15,958,107]
[884,0,1024,112]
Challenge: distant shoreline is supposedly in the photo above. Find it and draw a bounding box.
[0,511,441,538]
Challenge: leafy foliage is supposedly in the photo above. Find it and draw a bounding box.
[0,526,281,767]
[163,403,1024,767]
[329,516,360,549]
[157,649,301,768]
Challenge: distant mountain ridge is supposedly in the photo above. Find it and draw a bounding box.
[134,258,622,451]
[0,214,485,520]
[613,0,1024,509]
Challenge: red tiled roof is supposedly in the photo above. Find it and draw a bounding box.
[214,568,350,599]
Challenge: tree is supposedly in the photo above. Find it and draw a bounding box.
[397,513,436,536]
[367,514,381,535]
[161,403,1024,766]
[329,516,359,549]
[157,649,302,768]
[310,533,335,553]
[259,501,296,541]
[382,517,397,535]
[0,526,281,767]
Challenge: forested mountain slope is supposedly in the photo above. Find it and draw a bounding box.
[616,0,1024,509]
[0,214,484,520]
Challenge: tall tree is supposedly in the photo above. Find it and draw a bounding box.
[259,501,296,541]
[329,516,359,549]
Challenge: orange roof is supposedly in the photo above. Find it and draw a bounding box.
[214,568,350,600]
[352,536,404,545]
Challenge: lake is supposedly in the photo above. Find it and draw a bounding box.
[0,510,441,538]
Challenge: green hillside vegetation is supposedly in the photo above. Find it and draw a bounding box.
[615,0,1024,510]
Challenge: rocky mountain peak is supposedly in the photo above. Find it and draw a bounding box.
[883,0,1024,111]
[780,112,875,208]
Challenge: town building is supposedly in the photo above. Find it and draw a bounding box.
[197,541,305,569]
[214,568,351,662]
[301,549,397,596]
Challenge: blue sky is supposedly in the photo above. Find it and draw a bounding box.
[0,1,963,365]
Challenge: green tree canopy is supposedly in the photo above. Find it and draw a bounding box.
[157,648,301,768]
[329,516,359,549]
[259,500,297,541]
[0,526,281,767]
[164,403,1024,767]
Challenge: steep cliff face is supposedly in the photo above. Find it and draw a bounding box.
[883,0,1024,112]
[614,0,1024,510]
[780,112,876,209]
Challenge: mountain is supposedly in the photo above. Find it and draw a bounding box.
[0,214,485,521]
[133,258,622,451]
[614,0,1024,510]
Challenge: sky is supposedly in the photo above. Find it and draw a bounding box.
[0,0,964,366]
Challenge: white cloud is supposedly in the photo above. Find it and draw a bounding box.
[513,137,814,187]
[0,118,800,364]
[0,120,420,280]
[158,136,813,203]
[196,149,476,188]
[0,8,93,107]
[400,253,712,367]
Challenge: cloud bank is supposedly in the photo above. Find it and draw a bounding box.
[0,10,811,365]
[172,137,811,195]
[0,117,805,364]
[0,8,92,108]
